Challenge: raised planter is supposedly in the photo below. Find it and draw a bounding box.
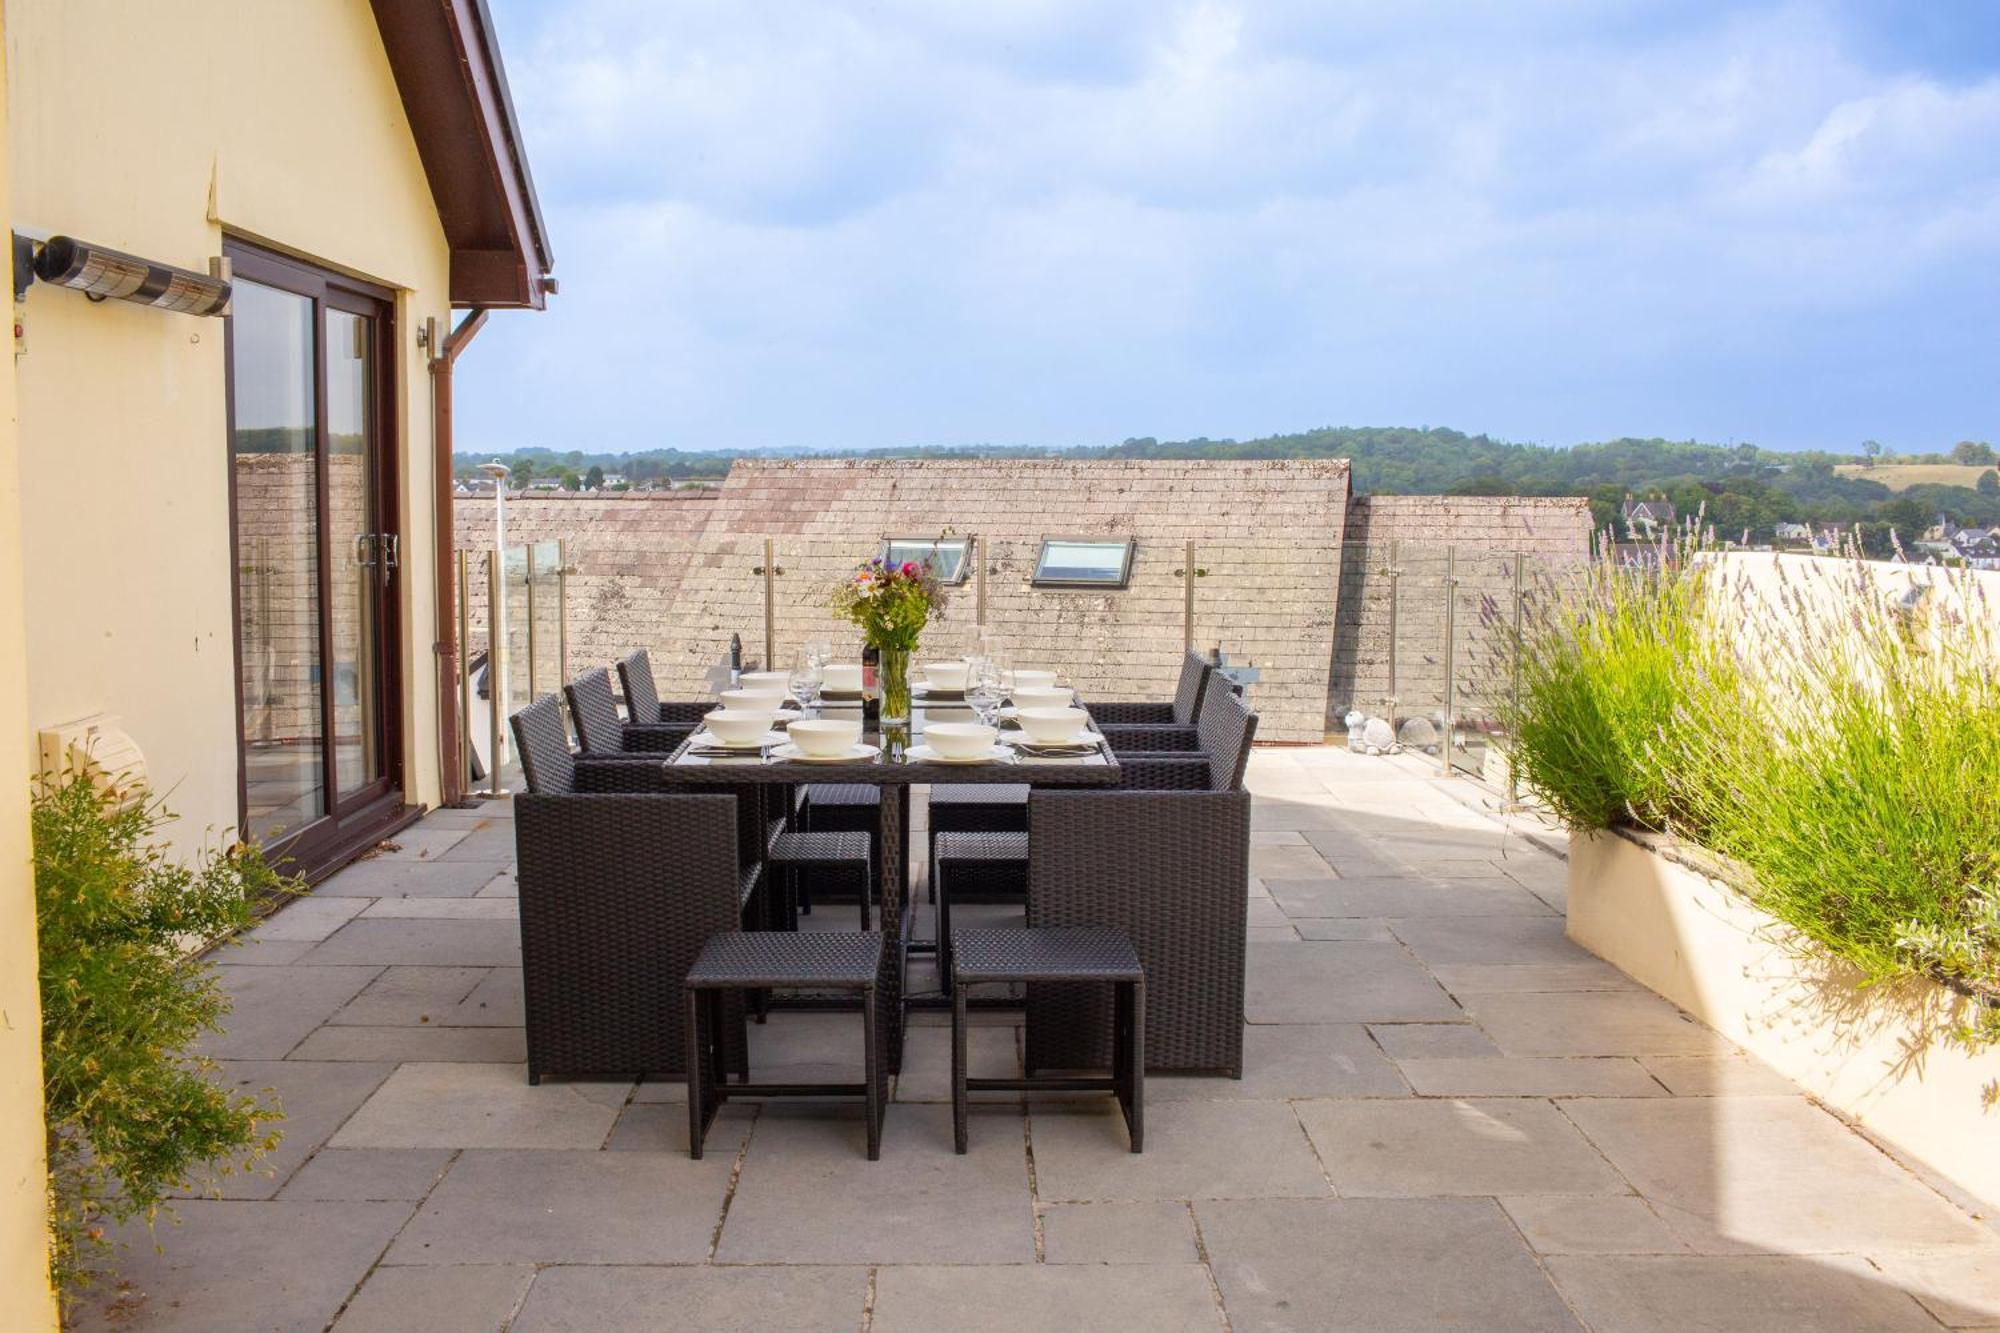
[1568,827,2000,1211]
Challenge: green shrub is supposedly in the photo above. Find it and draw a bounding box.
[1505,543,2000,1044]
[34,775,297,1300]
[1500,532,1727,834]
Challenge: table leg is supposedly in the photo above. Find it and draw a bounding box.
[877,786,906,1075]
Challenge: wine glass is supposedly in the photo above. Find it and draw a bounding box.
[802,639,832,671]
[966,656,1003,728]
[788,664,820,716]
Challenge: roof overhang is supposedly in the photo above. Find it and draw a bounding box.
[371,0,555,310]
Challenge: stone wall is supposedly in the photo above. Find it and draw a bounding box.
[1329,496,1594,729]
[456,460,1349,741]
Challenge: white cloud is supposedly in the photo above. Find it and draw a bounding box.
[461,0,2000,453]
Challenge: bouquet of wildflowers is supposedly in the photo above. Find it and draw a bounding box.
[831,556,946,650]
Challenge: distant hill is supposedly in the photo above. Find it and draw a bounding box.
[457,427,2000,555]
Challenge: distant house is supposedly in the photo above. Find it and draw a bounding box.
[600,473,628,488]
[1810,526,1844,554]
[1621,497,1677,540]
[1951,529,2000,570]
[1774,521,1812,544]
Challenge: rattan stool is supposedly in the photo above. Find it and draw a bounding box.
[768,830,873,928]
[686,931,887,1160]
[950,927,1143,1155]
[933,831,1029,992]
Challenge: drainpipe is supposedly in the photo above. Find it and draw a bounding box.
[430,307,489,806]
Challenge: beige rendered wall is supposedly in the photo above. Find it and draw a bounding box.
[0,6,58,1324]
[6,0,453,856]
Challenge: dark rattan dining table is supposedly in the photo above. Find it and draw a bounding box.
[653,697,1121,1073]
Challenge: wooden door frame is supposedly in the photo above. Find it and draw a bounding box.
[223,237,413,881]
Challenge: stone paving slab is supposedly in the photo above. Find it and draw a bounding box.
[1266,876,1554,918]
[328,966,489,1026]
[1296,1097,1628,1197]
[1245,941,1460,1024]
[1196,1196,1579,1331]
[871,1264,1224,1332]
[1030,1099,1329,1202]
[510,1265,871,1333]
[359,897,520,920]
[1366,1021,1501,1058]
[388,1149,735,1265]
[245,894,368,941]
[359,827,472,862]
[1461,990,1738,1058]
[1041,1199,1201,1264]
[290,1024,528,1063]
[199,965,382,1059]
[1561,1096,1991,1254]
[178,1060,395,1199]
[1501,1194,1690,1255]
[70,1200,414,1333]
[1545,1254,1944,1331]
[332,1263,533,1332]
[1386,913,1590,966]
[311,857,504,897]
[299,919,524,968]
[330,1062,629,1150]
[1639,1054,1802,1097]
[1393,1055,1665,1098]
[1428,960,1640,993]
[1151,1023,1407,1100]
[717,1104,1036,1264]
[277,1147,456,1202]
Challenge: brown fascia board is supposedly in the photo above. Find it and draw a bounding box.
[371,0,555,309]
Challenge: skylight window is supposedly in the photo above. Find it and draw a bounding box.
[1032,537,1134,589]
[881,536,970,584]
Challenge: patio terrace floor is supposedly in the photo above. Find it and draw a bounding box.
[76,747,2000,1331]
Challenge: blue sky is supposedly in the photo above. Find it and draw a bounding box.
[462,0,1999,455]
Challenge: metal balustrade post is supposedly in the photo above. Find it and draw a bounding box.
[558,538,570,690]
[763,536,777,671]
[456,550,471,792]
[974,534,987,627]
[524,544,539,700]
[1441,544,1458,777]
[1508,551,1525,807]
[1183,539,1196,651]
[1384,540,1400,733]
[487,551,504,795]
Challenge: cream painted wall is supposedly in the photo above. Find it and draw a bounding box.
[6,0,454,854]
[0,7,59,1324]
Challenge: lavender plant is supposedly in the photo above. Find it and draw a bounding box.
[1503,535,2000,1044]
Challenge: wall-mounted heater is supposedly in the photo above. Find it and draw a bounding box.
[15,233,231,316]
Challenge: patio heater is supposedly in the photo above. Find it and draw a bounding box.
[476,461,510,786]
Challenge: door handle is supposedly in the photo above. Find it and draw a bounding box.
[382,534,400,571]
[352,533,376,567]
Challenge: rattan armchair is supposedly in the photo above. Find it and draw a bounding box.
[509,694,753,1083]
[617,650,714,746]
[1025,687,1257,1076]
[1092,651,1214,752]
[568,665,695,755]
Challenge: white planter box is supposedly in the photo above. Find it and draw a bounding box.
[1569,828,2000,1211]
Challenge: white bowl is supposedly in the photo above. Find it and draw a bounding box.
[703,709,775,745]
[1010,685,1072,710]
[787,717,861,757]
[925,721,996,759]
[1008,670,1057,690]
[737,671,789,692]
[822,663,864,692]
[720,688,788,712]
[924,661,970,690]
[1015,707,1091,744]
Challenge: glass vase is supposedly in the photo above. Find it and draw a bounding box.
[878,643,912,755]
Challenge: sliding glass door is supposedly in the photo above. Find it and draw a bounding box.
[225,242,402,875]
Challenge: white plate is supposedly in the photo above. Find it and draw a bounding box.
[770,742,882,764]
[1008,733,1097,750]
[690,730,787,751]
[908,743,1012,765]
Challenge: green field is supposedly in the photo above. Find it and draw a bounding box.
[1833,463,1993,491]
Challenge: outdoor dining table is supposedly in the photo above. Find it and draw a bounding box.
[653,696,1121,1073]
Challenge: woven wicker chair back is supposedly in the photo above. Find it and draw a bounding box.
[1196,687,1258,791]
[1171,651,1211,725]
[510,694,576,794]
[564,667,628,755]
[616,650,660,724]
